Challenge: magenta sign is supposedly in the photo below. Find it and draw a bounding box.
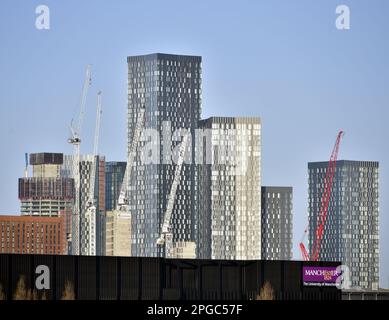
[303,266,340,286]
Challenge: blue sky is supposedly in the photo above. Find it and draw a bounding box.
[0,0,388,287]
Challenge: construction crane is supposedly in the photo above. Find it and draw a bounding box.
[108,106,145,257]
[68,65,92,255]
[116,106,146,213]
[299,131,344,261]
[84,91,102,256]
[156,133,190,258]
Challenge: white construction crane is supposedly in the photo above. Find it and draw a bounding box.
[84,91,102,256]
[116,106,146,213]
[108,106,145,257]
[68,65,92,255]
[156,133,190,258]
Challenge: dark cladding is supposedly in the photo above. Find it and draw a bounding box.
[0,254,341,300]
[29,153,64,165]
[18,178,74,200]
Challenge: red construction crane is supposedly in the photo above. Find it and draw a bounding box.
[300,131,344,261]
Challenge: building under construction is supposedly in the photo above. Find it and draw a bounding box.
[18,153,74,217]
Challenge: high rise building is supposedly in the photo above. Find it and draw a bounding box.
[105,161,126,211]
[0,214,66,255]
[18,152,74,252]
[105,162,129,256]
[127,53,202,257]
[308,160,379,290]
[62,155,106,256]
[195,117,261,260]
[19,153,74,217]
[261,186,293,260]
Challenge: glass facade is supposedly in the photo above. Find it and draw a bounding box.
[261,186,293,260]
[105,161,126,211]
[308,160,379,290]
[196,117,261,260]
[62,155,106,256]
[127,53,202,257]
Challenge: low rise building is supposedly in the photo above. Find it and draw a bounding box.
[0,214,66,255]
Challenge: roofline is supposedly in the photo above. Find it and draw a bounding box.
[199,116,261,123]
[308,160,379,166]
[127,53,202,62]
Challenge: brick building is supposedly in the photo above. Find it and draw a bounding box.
[0,215,66,255]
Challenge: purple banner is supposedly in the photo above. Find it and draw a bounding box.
[303,266,340,286]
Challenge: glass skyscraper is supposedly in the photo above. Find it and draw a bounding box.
[261,186,293,260]
[105,161,126,211]
[62,154,106,256]
[196,117,261,260]
[127,53,202,257]
[308,160,379,290]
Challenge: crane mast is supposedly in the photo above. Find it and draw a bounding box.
[156,133,190,258]
[310,131,344,261]
[88,91,102,208]
[108,106,145,257]
[116,106,145,212]
[84,91,102,256]
[300,131,344,261]
[68,65,92,256]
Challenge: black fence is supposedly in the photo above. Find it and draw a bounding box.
[342,290,389,300]
[0,254,341,300]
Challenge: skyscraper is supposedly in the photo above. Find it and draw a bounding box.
[196,117,261,260]
[104,162,127,256]
[18,153,74,251]
[105,162,126,211]
[62,154,106,256]
[308,160,379,290]
[261,186,293,260]
[127,53,202,257]
[19,153,74,217]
